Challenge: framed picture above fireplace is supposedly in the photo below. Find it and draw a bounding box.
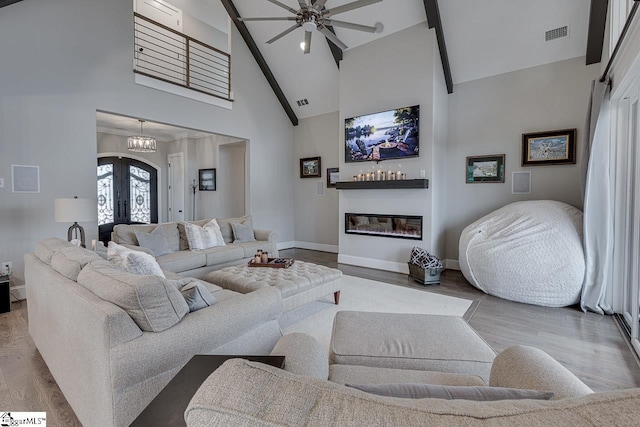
[345,213,423,240]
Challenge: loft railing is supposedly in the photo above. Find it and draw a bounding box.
[133,12,232,101]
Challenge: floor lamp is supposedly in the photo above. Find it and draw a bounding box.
[55,196,96,248]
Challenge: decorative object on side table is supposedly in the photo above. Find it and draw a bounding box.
[199,168,216,191]
[327,167,339,188]
[189,179,198,221]
[408,247,443,286]
[54,196,97,248]
[300,156,321,178]
[521,128,576,166]
[466,154,505,183]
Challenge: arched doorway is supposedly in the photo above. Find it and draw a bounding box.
[97,156,158,243]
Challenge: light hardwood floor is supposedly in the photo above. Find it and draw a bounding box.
[1,248,639,426]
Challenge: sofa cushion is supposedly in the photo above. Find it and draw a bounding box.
[156,251,207,272]
[185,359,640,427]
[184,220,225,250]
[346,383,554,401]
[134,226,173,257]
[233,241,273,259]
[198,245,244,266]
[329,365,486,387]
[179,281,216,312]
[34,237,74,264]
[217,215,252,244]
[231,220,256,243]
[108,242,165,277]
[113,222,180,252]
[50,246,102,281]
[77,260,188,332]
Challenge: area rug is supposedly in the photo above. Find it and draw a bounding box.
[280,275,474,351]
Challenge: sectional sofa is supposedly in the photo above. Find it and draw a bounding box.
[111,215,278,278]
[25,237,283,427]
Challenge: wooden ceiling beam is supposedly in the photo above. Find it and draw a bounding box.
[0,0,23,8]
[423,0,453,94]
[586,0,609,65]
[220,0,299,126]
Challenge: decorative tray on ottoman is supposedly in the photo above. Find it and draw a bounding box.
[248,258,295,268]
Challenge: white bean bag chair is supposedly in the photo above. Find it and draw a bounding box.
[459,200,584,307]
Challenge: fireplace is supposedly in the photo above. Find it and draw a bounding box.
[345,213,423,240]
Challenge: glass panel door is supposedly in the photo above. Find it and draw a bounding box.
[97,157,158,243]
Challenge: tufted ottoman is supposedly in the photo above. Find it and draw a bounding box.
[203,261,342,312]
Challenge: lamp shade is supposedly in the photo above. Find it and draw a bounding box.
[54,198,96,223]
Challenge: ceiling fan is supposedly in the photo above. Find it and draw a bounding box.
[238,0,384,54]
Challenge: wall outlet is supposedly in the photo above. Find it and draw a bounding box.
[0,177,4,188]
[420,170,426,178]
[1,262,11,276]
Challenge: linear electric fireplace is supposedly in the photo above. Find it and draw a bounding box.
[345,213,423,240]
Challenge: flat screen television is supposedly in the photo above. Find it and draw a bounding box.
[345,105,419,163]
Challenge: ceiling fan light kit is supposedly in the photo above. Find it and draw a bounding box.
[240,0,384,54]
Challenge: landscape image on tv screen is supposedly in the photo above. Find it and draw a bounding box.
[345,105,419,163]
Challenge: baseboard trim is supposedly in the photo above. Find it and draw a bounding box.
[445,259,460,270]
[294,241,339,253]
[277,241,296,250]
[338,254,408,274]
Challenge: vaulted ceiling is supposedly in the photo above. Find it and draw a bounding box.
[230,0,595,121]
[96,0,602,136]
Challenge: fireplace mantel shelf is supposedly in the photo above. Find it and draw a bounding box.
[336,179,429,190]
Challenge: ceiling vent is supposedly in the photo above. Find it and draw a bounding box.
[545,26,568,42]
[296,98,309,107]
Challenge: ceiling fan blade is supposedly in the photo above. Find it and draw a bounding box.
[311,0,328,12]
[324,0,382,17]
[304,30,312,54]
[297,0,308,9]
[239,17,297,22]
[324,19,377,33]
[266,0,298,14]
[266,24,300,44]
[319,26,348,50]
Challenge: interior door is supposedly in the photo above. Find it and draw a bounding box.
[97,157,158,243]
[168,153,185,222]
[134,0,186,85]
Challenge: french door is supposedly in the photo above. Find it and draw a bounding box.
[97,157,158,243]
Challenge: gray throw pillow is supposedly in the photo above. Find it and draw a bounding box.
[346,383,554,401]
[179,281,216,312]
[134,226,173,257]
[231,220,256,243]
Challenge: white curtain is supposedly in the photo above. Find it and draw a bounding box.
[580,80,613,314]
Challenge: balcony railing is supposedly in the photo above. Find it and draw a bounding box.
[133,12,231,101]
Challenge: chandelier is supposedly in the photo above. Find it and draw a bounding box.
[128,119,157,152]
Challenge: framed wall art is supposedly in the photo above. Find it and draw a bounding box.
[198,168,216,191]
[466,154,505,183]
[521,128,576,166]
[327,167,339,188]
[300,156,321,178]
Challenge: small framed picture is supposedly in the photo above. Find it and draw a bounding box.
[300,156,321,178]
[327,167,339,188]
[466,154,505,183]
[522,129,576,166]
[199,168,216,191]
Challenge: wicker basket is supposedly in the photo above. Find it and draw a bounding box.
[408,262,443,286]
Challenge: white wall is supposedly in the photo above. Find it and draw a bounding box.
[0,0,294,285]
[338,23,446,273]
[218,143,246,218]
[292,111,340,251]
[444,57,601,262]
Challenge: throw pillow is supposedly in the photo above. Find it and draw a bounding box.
[179,281,216,312]
[134,226,173,257]
[107,241,166,278]
[184,219,225,250]
[231,220,256,243]
[346,383,554,401]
